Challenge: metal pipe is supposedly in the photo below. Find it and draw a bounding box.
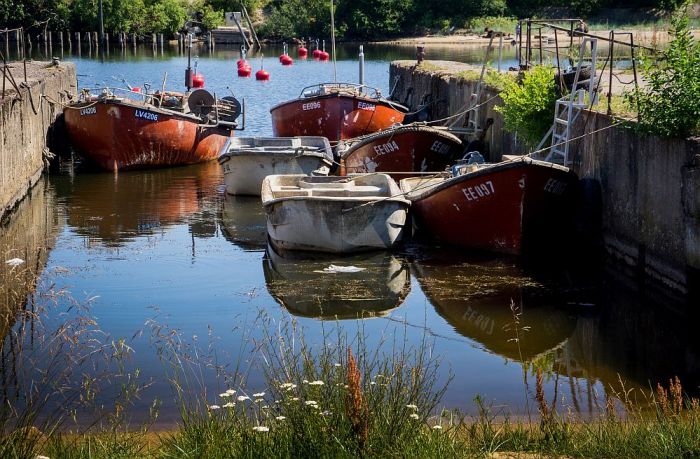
[358,45,364,87]
[607,31,614,115]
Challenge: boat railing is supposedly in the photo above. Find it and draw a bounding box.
[299,82,383,99]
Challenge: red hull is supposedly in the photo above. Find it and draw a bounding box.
[405,158,577,255]
[340,125,462,180]
[64,100,233,171]
[270,93,406,142]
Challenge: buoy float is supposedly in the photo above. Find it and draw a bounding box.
[255,55,270,81]
[131,87,141,93]
[298,46,308,58]
[312,39,321,59]
[192,73,205,88]
[238,65,251,77]
[237,58,248,68]
[319,40,329,61]
[279,43,293,66]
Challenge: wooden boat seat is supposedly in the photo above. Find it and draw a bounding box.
[270,188,312,198]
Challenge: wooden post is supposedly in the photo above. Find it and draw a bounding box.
[132,33,136,46]
[87,32,92,47]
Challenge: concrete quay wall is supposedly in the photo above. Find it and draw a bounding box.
[0,61,76,221]
[390,60,700,293]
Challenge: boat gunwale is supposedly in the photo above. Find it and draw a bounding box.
[269,91,409,114]
[217,136,333,164]
[400,157,575,201]
[338,123,463,159]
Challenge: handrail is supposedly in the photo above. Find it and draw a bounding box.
[299,82,383,98]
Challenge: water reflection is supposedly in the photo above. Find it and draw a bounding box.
[263,244,411,319]
[56,162,221,246]
[219,195,267,251]
[413,252,577,361]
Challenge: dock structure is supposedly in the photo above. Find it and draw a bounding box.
[213,10,260,47]
[1,60,76,221]
[390,60,700,294]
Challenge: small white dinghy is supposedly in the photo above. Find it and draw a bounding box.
[261,174,410,253]
[218,137,333,196]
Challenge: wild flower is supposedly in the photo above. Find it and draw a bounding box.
[370,382,376,386]
[252,426,269,432]
[209,405,221,410]
[432,425,442,430]
[262,405,269,409]
[253,392,266,397]
[237,395,250,402]
[309,380,324,386]
[305,400,318,407]
[303,379,309,384]
[225,389,236,395]
[345,347,369,450]
[275,416,286,420]
[279,383,296,390]
[255,398,264,403]
[292,397,300,401]
[223,402,235,408]
[219,392,232,398]
[334,363,341,367]
[406,404,418,410]
[321,410,332,416]
[410,413,419,420]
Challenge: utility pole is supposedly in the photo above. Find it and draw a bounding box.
[99,0,104,43]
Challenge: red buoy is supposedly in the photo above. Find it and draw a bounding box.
[312,49,322,59]
[131,87,141,93]
[298,47,308,58]
[255,69,270,81]
[238,65,251,77]
[192,73,205,88]
[281,54,293,66]
[319,51,330,61]
[237,58,248,68]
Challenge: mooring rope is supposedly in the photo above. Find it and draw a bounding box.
[527,119,625,158]
[425,92,503,126]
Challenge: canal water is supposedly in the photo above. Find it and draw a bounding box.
[2,43,698,428]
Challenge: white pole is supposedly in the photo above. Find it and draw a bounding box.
[358,45,365,87]
[330,0,337,82]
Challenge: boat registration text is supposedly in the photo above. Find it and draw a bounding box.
[461,181,495,201]
[302,101,321,111]
[373,140,400,156]
[430,140,451,155]
[135,109,159,121]
[357,101,376,111]
[80,107,97,116]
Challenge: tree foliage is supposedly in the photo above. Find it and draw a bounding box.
[629,5,700,138]
[495,66,558,148]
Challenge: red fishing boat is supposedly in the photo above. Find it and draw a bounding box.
[400,156,577,255]
[337,124,462,179]
[269,83,408,142]
[64,88,242,171]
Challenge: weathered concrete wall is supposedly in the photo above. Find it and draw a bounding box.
[0,178,61,338]
[390,60,700,293]
[0,61,76,220]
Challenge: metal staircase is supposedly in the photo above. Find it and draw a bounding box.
[536,38,599,166]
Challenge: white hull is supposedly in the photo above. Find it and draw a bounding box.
[265,199,408,253]
[261,174,410,254]
[221,154,329,196]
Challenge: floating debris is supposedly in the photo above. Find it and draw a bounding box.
[5,258,25,267]
[317,265,366,274]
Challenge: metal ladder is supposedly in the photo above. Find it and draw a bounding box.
[536,38,599,166]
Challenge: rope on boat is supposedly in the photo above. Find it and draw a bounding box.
[41,93,100,110]
[424,92,503,126]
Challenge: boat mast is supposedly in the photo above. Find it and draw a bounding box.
[330,0,337,82]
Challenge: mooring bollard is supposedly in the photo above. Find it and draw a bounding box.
[416,45,425,64]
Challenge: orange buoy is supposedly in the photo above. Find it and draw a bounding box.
[192,73,205,88]
[298,47,308,58]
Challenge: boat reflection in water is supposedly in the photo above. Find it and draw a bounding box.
[263,244,411,319]
[412,251,577,361]
[219,195,268,251]
[57,161,222,246]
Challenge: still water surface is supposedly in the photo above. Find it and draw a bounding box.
[2,43,698,427]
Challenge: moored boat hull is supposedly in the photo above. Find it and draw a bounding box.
[402,158,577,255]
[339,125,462,179]
[64,100,232,171]
[270,93,406,142]
[262,174,410,254]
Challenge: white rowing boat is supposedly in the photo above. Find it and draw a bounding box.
[261,174,409,253]
[218,137,333,196]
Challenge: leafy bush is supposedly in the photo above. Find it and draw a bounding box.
[628,6,700,138]
[495,66,558,148]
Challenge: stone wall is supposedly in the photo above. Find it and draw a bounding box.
[390,60,700,293]
[0,61,76,220]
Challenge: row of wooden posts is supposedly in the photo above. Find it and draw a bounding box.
[2,28,215,59]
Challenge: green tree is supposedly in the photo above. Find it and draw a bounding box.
[495,66,558,148]
[148,0,188,33]
[629,5,700,137]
